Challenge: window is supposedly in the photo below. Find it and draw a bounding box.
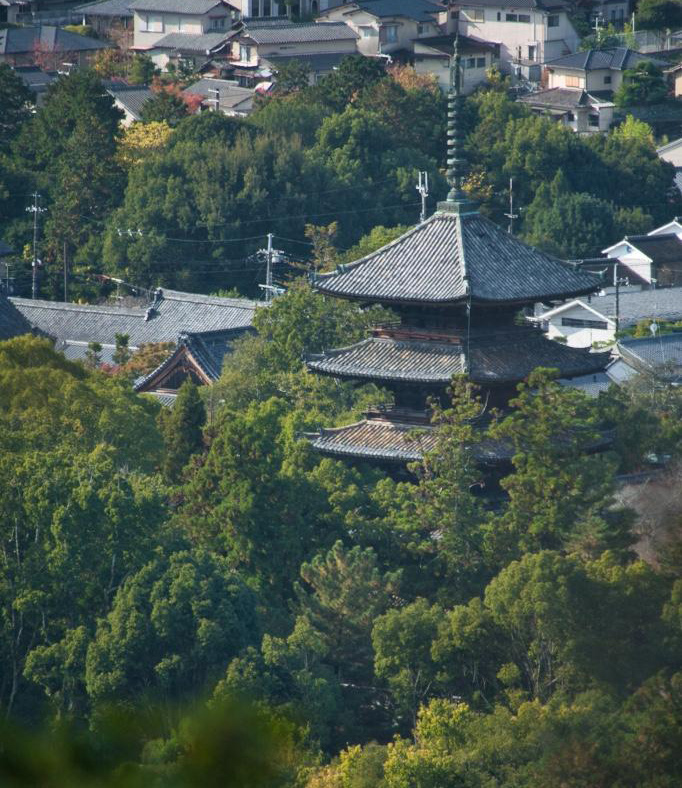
[461,6,484,21]
[210,15,226,28]
[466,57,476,68]
[165,15,180,31]
[477,56,485,67]
[528,44,536,60]
[562,317,608,330]
[604,75,612,84]
[566,75,580,87]
[588,113,599,127]
[383,24,398,42]
[497,11,501,20]
[566,111,575,121]
[239,44,251,61]
[417,22,430,34]
[547,13,559,27]
[506,13,517,21]
[518,13,530,22]
[140,14,163,32]
[359,26,375,37]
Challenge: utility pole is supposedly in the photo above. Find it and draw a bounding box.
[265,232,274,303]
[504,177,518,234]
[63,240,68,302]
[5,262,11,295]
[26,192,43,300]
[416,171,429,223]
[207,86,220,112]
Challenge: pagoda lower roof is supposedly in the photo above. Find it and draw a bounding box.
[313,209,601,307]
[306,328,610,385]
[306,413,512,465]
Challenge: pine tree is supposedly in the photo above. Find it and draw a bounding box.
[159,380,206,483]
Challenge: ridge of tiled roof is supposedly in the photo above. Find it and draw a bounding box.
[75,0,133,17]
[349,0,444,22]
[545,47,668,72]
[314,210,601,306]
[128,0,229,12]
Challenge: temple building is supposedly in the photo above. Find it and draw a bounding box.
[305,38,609,467]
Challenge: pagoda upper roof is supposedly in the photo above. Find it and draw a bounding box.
[307,328,609,385]
[314,210,601,306]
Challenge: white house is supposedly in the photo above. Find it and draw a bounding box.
[319,0,443,57]
[129,0,238,52]
[183,77,256,115]
[518,87,615,132]
[228,21,359,86]
[451,0,579,77]
[657,138,682,168]
[414,32,499,93]
[534,286,682,347]
[602,231,682,288]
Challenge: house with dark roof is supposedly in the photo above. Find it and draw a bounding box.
[602,229,682,288]
[228,20,358,86]
[11,65,58,106]
[451,0,579,76]
[544,48,668,96]
[183,77,255,114]
[76,0,134,48]
[413,32,499,93]
[519,86,615,133]
[104,82,155,124]
[0,292,34,341]
[147,29,237,70]
[534,287,682,347]
[0,25,113,69]
[319,0,443,58]
[10,287,259,401]
[0,0,29,26]
[618,332,682,384]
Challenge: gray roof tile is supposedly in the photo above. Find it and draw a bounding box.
[0,26,112,54]
[581,287,682,327]
[307,327,608,383]
[618,333,682,377]
[350,0,443,22]
[128,0,227,12]
[104,83,155,119]
[243,21,358,43]
[314,210,601,306]
[151,31,233,51]
[76,0,133,17]
[11,288,259,349]
[545,47,667,71]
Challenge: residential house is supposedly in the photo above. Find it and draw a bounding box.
[452,0,580,77]
[618,332,682,383]
[76,0,134,49]
[543,47,667,95]
[0,25,113,69]
[658,138,682,168]
[228,21,358,86]
[11,65,58,106]
[591,0,629,29]
[319,0,443,58]
[602,231,682,287]
[534,286,682,347]
[10,287,259,402]
[183,77,256,114]
[519,86,615,132]
[104,82,155,124]
[413,32,499,93]
[146,29,237,70]
[129,0,238,52]
[0,0,29,25]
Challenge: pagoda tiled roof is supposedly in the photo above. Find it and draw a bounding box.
[307,415,512,464]
[307,328,609,384]
[313,211,601,306]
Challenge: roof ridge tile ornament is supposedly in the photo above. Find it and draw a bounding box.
[437,31,478,217]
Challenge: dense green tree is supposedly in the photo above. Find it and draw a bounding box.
[614,60,668,107]
[273,59,312,94]
[0,63,34,152]
[313,56,387,113]
[140,90,189,126]
[637,0,682,30]
[129,54,157,85]
[159,380,206,483]
[85,549,258,707]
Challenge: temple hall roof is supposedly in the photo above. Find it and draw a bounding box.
[313,211,601,306]
[307,329,608,384]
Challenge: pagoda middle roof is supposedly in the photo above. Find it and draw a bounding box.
[314,210,601,306]
[307,329,610,384]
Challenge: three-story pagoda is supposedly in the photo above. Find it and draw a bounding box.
[306,39,609,466]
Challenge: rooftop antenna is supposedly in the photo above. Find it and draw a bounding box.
[416,171,429,223]
[504,177,519,234]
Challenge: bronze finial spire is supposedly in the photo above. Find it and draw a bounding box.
[438,30,477,214]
